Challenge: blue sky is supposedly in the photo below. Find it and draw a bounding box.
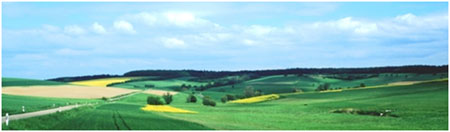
[2,2,448,79]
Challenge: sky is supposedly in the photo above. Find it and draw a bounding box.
[2,2,448,79]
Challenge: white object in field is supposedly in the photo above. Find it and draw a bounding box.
[380,113,384,116]
[5,113,9,126]
[58,106,62,112]
[22,106,25,112]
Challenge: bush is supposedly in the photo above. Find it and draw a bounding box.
[244,86,255,98]
[221,96,228,103]
[315,85,324,91]
[144,84,155,88]
[226,94,236,101]
[162,92,173,104]
[255,90,264,96]
[235,94,245,99]
[147,96,164,105]
[186,94,197,103]
[360,83,366,87]
[292,88,302,93]
[324,83,330,90]
[316,83,331,91]
[202,96,216,107]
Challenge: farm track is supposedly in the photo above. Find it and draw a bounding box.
[1,104,92,124]
[109,90,143,102]
[112,111,131,130]
[112,111,120,130]
[117,111,131,130]
[1,89,140,124]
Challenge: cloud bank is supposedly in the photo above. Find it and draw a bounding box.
[2,3,448,79]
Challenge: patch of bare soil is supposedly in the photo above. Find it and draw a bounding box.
[2,85,139,99]
[143,89,178,96]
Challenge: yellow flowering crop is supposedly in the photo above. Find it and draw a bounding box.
[141,105,197,114]
[70,77,138,87]
[229,94,280,104]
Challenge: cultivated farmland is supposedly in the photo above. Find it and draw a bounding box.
[70,77,141,87]
[2,85,139,99]
[1,66,448,130]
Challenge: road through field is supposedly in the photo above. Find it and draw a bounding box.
[1,104,91,124]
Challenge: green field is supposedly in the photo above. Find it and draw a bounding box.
[111,78,206,91]
[2,103,211,130]
[151,80,448,130]
[1,72,448,130]
[208,73,447,94]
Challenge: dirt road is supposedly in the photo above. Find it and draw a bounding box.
[1,104,89,123]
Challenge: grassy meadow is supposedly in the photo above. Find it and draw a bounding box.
[1,71,448,130]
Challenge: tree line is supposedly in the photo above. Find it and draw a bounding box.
[47,65,448,82]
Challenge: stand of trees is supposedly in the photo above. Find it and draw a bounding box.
[122,65,448,78]
[48,74,121,82]
[47,65,448,82]
[323,74,380,81]
[316,83,331,91]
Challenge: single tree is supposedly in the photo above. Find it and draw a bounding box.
[360,83,366,87]
[244,86,255,98]
[162,92,173,104]
[186,94,197,103]
[147,96,164,105]
[203,96,216,107]
[226,94,236,101]
[221,96,228,103]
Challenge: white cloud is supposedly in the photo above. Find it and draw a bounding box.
[309,17,378,35]
[136,12,158,25]
[165,12,196,26]
[123,12,158,26]
[114,20,136,34]
[354,23,378,34]
[64,25,85,35]
[242,39,257,46]
[395,13,417,25]
[121,11,217,29]
[244,25,276,36]
[92,22,107,34]
[42,24,60,32]
[163,12,211,27]
[162,37,187,49]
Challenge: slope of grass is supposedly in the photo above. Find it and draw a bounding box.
[2,77,66,87]
[159,80,448,130]
[2,103,211,130]
[3,75,447,130]
[112,78,206,91]
[207,73,447,95]
[2,94,97,116]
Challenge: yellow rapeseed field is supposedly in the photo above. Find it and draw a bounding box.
[70,77,139,87]
[141,105,197,114]
[229,94,280,104]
